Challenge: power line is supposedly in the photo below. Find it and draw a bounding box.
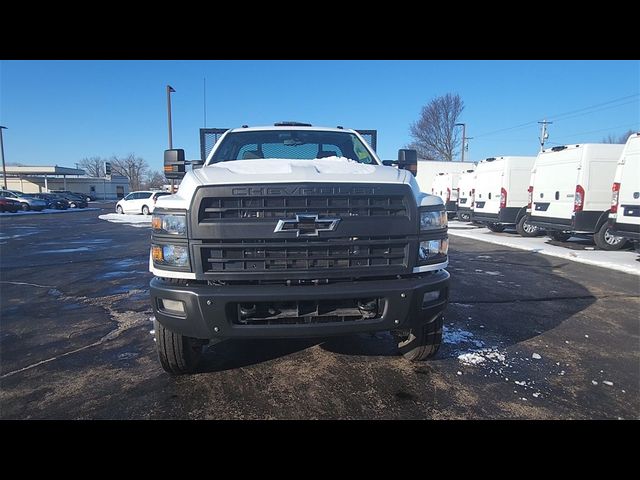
[473,93,640,139]
[550,122,639,142]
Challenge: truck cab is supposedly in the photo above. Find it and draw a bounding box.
[150,124,450,374]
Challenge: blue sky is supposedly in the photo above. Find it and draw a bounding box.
[1,60,638,172]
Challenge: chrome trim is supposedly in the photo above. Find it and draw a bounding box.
[412,260,449,273]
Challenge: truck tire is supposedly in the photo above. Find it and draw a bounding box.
[155,321,203,374]
[142,205,150,215]
[458,211,471,222]
[593,223,627,251]
[516,216,539,237]
[397,314,443,361]
[548,231,571,242]
[486,223,505,233]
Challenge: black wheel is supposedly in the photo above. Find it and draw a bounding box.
[142,205,150,215]
[548,231,571,242]
[593,223,627,251]
[486,223,505,233]
[155,320,204,374]
[516,216,539,237]
[396,313,443,361]
[116,205,123,214]
[21,203,30,211]
[458,211,471,222]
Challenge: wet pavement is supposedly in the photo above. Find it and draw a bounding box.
[1,205,638,419]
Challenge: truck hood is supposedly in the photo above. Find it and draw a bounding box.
[157,157,443,210]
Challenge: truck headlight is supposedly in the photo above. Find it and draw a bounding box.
[152,213,186,235]
[418,238,448,261]
[420,209,447,231]
[152,243,190,268]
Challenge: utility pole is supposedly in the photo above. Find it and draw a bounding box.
[465,136,473,160]
[454,123,466,162]
[0,126,7,189]
[538,119,552,151]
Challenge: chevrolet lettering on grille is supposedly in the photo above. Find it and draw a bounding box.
[274,214,340,237]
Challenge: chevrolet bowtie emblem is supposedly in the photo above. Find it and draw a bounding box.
[274,214,340,237]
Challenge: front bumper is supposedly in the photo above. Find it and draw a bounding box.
[151,270,450,340]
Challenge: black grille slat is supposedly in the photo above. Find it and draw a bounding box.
[199,195,407,220]
[201,237,408,273]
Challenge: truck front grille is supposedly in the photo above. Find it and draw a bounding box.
[199,195,407,220]
[200,237,408,273]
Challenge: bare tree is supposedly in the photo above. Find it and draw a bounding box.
[409,93,465,161]
[602,129,635,144]
[78,156,105,177]
[143,170,167,190]
[110,154,149,191]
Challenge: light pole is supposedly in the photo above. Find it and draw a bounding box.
[167,85,175,149]
[0,126,7,189]
[166,85,176,192]
[454,123,466,162]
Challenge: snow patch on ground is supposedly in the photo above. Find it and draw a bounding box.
[99,213,151,227]
[532,353,542,360]
[448,227,639,276]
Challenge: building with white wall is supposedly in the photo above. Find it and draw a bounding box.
[1,166,130,200]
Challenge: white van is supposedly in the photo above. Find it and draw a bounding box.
[432,172,462,218]
[472,156,538,235]
[527,143,626,250]
[609,133,640,243]
[456,169,476,221]
[415,160,476,199]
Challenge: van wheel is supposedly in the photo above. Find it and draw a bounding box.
[548,231,571,242]
[516,216,539,237]
[486,223,505,233]
[21,204,30,211]
[142,205,150,215]
[396,314,443,361]
[594,223,627,251]
[155,320,204,375]
[116,205,123,214]
[458,211,471,222]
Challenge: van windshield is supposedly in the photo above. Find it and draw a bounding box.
[209,130,376,165]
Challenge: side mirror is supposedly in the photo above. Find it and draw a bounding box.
[382,160,397,166]
[397,149,418,176]
[164,149,185,179]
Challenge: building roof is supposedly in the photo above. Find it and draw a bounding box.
[2,166,86,176]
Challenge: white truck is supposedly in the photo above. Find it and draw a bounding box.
[456,169,476,222]
[150,123,450,374]
[527,143,626,250]
[609,133,640,244]
[431,172,463,219]
[472,156,539,235]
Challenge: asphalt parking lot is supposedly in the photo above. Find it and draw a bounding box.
[1,205,638,419]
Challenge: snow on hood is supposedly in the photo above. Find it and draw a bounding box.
[205,156,377,176]
[156,157,443,210]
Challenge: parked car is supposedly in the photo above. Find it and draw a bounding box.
[0,197,21,213]
[116,191,171,215]
[51,190,93,202]
[609,132,640,245]
[472,156,539,236]
[0,189,47,211]
[26,193,69,210]
[527,143,626,250]
[53,192,88,208]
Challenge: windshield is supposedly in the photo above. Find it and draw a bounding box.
[209,130,377,165]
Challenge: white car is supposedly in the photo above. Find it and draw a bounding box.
[116,191,171,215]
